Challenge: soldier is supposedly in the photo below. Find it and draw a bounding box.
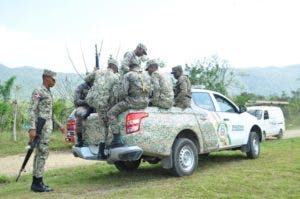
[28,69,66,192]
[146,59,174,109]
[107,60,150,148]
[171,65,192,109]
[120,43,147,75]
[73,72,96,147]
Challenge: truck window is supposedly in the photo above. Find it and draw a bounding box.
[192,92,215,111]
[214,94,238,113]
[247,109,262,119]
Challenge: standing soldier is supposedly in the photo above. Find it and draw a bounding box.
[73,72,96,147]
[146,59,174,109]
[120,43,147,75]
[171,65,192,109]
[28,69,66,192]
[107,60,150,147]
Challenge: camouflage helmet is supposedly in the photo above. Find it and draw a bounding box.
[171,65,183,74]
[43,69,57,80]
[137,43,147,55]
[108,57,119,67]
[146,59,158,70]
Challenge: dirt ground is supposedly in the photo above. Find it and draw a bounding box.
[1,129,299,177]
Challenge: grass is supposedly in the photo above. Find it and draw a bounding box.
[0,130,72,157]
[0,138,300,198]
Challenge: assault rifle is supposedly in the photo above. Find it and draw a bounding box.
[95,44,100,70]
[16,117,46,182]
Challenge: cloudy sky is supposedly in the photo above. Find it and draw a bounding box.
[0,0,299,73]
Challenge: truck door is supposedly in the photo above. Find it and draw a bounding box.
[192,92,219,151]
[212,94,247,147]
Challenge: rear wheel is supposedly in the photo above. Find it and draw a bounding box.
[246,131,260,159]
[114,159,141,172]
[276,129,283,139]
[171,138,198,176]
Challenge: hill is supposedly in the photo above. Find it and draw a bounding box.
[1,64,300,100]
[0,64,82,101]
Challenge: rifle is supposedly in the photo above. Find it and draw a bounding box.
[95,44,99,70]
[16,117,46,182]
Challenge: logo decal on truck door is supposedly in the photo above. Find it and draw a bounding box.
[217,122,231,146]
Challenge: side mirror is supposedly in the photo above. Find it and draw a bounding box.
[239,105,247,113]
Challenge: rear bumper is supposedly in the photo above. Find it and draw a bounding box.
[72,145,143,162]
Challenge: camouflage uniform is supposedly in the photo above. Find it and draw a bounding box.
[174,75,192,109]
[149,71,174,109]
[74,73,95,145]
[107,67,150,136]
[28,71,62,178]
[85,68,120,144]
[120,43,147,75]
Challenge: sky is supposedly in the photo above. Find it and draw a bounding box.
[0,0,299,73]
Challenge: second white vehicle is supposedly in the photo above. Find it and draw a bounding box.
[247,106,285,140]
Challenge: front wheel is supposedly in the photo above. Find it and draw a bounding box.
[114,159,141,172]
[171,138,198,177]
[246,131,260,159]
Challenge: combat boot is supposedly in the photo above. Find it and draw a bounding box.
[75,132,84,147]
[31,177,53,192]
[110,133,124,148]
[98,142,107,159]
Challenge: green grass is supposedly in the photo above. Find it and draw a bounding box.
[0,138,300,198]
[0,131,72,157]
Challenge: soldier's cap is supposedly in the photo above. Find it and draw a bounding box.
[108,57,119,67]
[171,65,183,74]
[137,43,147,55]
[145,59,158,70]
[43,69,57,80]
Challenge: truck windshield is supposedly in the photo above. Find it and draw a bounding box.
[247,109,263,120]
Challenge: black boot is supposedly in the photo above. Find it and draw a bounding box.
[31,177,53,192]
[75,132,84,147]
[110,133,124,148]
[98,142,107,159]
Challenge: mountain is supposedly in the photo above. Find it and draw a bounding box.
[0,64,82,101]
[232,65,300,96]
[1,64,300,100]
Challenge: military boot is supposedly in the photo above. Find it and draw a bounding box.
[31,177,53,192]
[98,142,107,159]
[75,132,84,147]
[110,133,124,148]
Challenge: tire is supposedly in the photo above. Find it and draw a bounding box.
[171,138,198,177]
[114,159,141,172]
[246,131,260,159]
[276,129,283,139]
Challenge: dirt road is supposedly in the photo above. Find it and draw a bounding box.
[1,129,299,177]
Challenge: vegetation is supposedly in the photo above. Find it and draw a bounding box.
[0,138,299,198]
[186,55,237,95]
[0,130,72,157]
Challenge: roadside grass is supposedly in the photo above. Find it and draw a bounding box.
[0,131,72,157]
[0,138,300,199]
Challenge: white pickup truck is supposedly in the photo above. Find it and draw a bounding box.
[68,88,262,177]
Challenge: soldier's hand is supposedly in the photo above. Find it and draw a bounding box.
[59,127,66,134]
[28,129,36,143]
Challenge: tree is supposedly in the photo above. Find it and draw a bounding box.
[0,76,16,133]
[0,76,16,101]
[185,55,236,95]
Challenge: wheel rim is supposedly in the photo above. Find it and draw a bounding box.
[252,136,259,155]
[178,145,195,172]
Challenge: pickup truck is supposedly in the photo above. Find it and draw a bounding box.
[66,88,262,177]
